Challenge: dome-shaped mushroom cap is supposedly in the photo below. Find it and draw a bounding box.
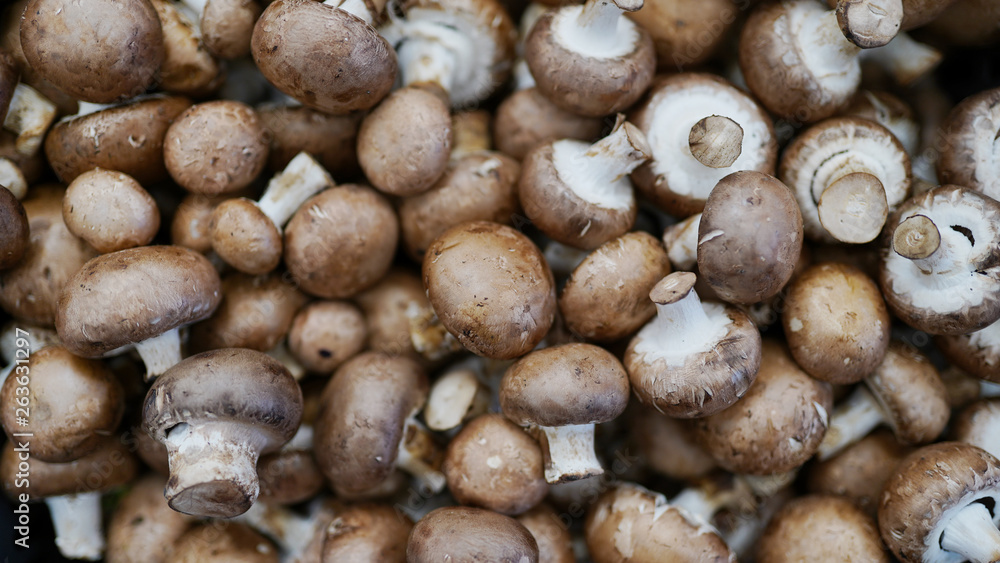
[142,348,303,449]
[500,343,629,427]
[938,87,1000,201]
[1,436,138,498]
[879,442,1000,563]
[865,343,949,445]
[756,495,889,562]
[55,245,222,357]
[407,506,539,563]
[252,0,397,115]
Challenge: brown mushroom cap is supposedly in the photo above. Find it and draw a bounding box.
[322,503,413,563]
[953,399,1000,456]
[863,342,949,445]
[808,429,911,516]
[208,198,282,275]
[443,413,547,515]
[258,105,361,179]
[631,405,717,481]
[500,343,629,427]
[756,495,889,562]
[20,0,165,103]
[44,96,191,186]
[164,101,269,196]
[626,0,740,70]
[106,473,192,563]
[493,87,604,161]
[407,506,539,563]
[694,339,833,475]
[169,522,279,563]
[170,193,228,253]
[314,352,428,495]
[1,436,138,499]
[783,262,892,384]
[585,483,735,563]
[201,0,263,59]
[697,171,804,304]
[937,87,1000,200]
[879,442,1000,563]
[516,503,575,563]
[56,245,222,358]
[62,168,160,253]
[283,184,398,299]
[150,0,223,98]
[423,221,555,360]
[354,269,432,359]
[0,345,122,463]
[936,320,1000,383]
[252,0,397,115]
[559,231,671,342]
[0,185,27,269]
[287,300,367,374]
[256,441,325,505]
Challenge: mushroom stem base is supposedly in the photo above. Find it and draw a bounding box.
[47,491,105,561]
[540,423,603,484]
[940,502,1000,563]
[135,328,183,381]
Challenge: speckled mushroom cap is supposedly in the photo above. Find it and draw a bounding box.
[937,319,1000,383]
[693,339,833,475]
[62,168,160,253]
[105,473,192,563]
[756,495,889,562]
[55,245,222,357]
[779,117,911,243]
[863,342,950,445]
[952,400,1000,458]
[630,73,776,218]
[20,0,165,103]
[314,352,428,495]
[170,522,279,563]
[937,87,1000,201]
[406,506,539,563]
[879,185,1000,335]
[500,343,629,428]
[807,429,912,516]
[585,483,736,563]
[322,503,413,563]
[0,436,138,499]
[252,0,397,115]
[0,345,122,463]
[879,442,1000,563]
[200,0,262,59]
[423,221,555,360]
[897,0,959,30]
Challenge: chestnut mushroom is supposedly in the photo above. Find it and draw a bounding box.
[407,506,539,563]
[179,0,262,59]
[953,399,1000,458]
[321,503,413,563]
[756,495,889,562]
[423,361,491,432]
[807,429,911,516]
[106,473,193,563]
[0,185,27,270]
[258,104,361,180]
[149,0,223,98]
[170,522,279,563]
[631,404,717,481]
[499,343,629,483]
[625,272,762,418]
[286,300,367,375]
[142,348,303,517]
[62,168,160,253]
[493,87,604,161]
[936,318,1000,383]
[937,86,1000,201]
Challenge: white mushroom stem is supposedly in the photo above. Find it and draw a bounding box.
[512,59,536,90]
[939,502,1000,563]
[257,152,334,230]
[0,157,27,200]
[135,328,183,381]
[862,32,942,86]
[46,492,105,561]
[671,479,754,523]
[539,423,603,483]
[565,0,642,56]
[178,0,207,17]
[817,385,885,460]
[74,101,116,119]
[982,380,1000,398]
[393,20,473,96]
[235,501,320,560]
[324,0,376,25]
[799,9,861,74]
[662,213,701,271]
[424,368,490,432]
[396,418,447,494]
[3,83,57,157]
[552,119,649,210]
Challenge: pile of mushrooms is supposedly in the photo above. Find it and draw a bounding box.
[2,0,1000,560]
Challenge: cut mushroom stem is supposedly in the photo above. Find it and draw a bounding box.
[939,502,1000,563]
[861,32,941,86]
[163,422,269,516]
[836,0,903,49]
[258,152,335,229]
[648,272,719,344]
[688,115,743,169]
[540,423,602,483]
[134,328,183,381]
[572,0,643,53]
[424,368,491,432]
[46,492,105,561]
[561,117,650,202]
[817,385,885,460]
[816,171,889,244]
[892,214,940,260]
[4,83,57,157]
[396,418,447,494]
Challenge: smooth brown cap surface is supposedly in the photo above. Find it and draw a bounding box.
[756,495,889,562]
[516,504,575,563]
[354,269,429,359]
[201,0,262,59]
[865,342,948,444]
[0,185,27,269]
[493,87,604,161]
[257,448,325,505]
[209,198,282,274]
[1,435,138,498]
[407,506,539,563]
[321,503,413,563]
[106,473,192,563]
[170,193,227,253]
[169,522,279,563]
[807,429,911,515]
[62,168,160,253]
[56,245,222,357]
[287,300,367,374]
[259,106,361,179]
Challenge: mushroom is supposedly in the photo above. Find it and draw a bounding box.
[937,86,1000,201]
[524,0,655,117]
[782,262,891,384]
[283,184,398,299]
[627,0,742,71]
[559,231,671,342]
[696,171,804,304]
[631,404,717,481]
[355,268,438,360]
[442,413,548,515]
[953,399,1000,458]
[585,482,736,562]
[519,116,650,250]
[0,345,122,463]
[625,272,762,418]
[286,300,367,375]
[210,152,334,274]
[44,95,191,186]
[423,221,555,360]
[0,436,139,561]
[879,442,1000,563]
[142,348,303,517]
[62,168,160,253]
[0,57,58,158]
[322,503,414,563]
[807,429,911,516]
[255,425,325,506]
[936,318,1000,383]
[178,0,262,59]
[493,87,604,161]
[925,0,1000,46]
[314,352,445,496]
[516,503,576,563]
[0,185,27,270]
[693,339,833,475]
[164,100,269,197]
[756,495,889,562]
[878,185,1000,335]
[149,0,223,98]
[407,506,539,563]
[169,522,279,563]
[630,73,777,218]
[106,473,193,563]
[19,0,165,103]
[251,0,396,114]
[258,105,361,180]
[842,89,920,154]
[56,245,222,379]
[816,341,949,460]
[0,157,27,200]
[779,117,911,244]
[500,342,629,483]
[423,362,491,432]
[170,193,230,253]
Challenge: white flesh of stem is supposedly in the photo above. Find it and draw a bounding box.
[631,292,728,368]
[47,492,105,561]
[817,385,885,460]
[135,328,183,381]
[541,424,602,483]
[258,152,333,229]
